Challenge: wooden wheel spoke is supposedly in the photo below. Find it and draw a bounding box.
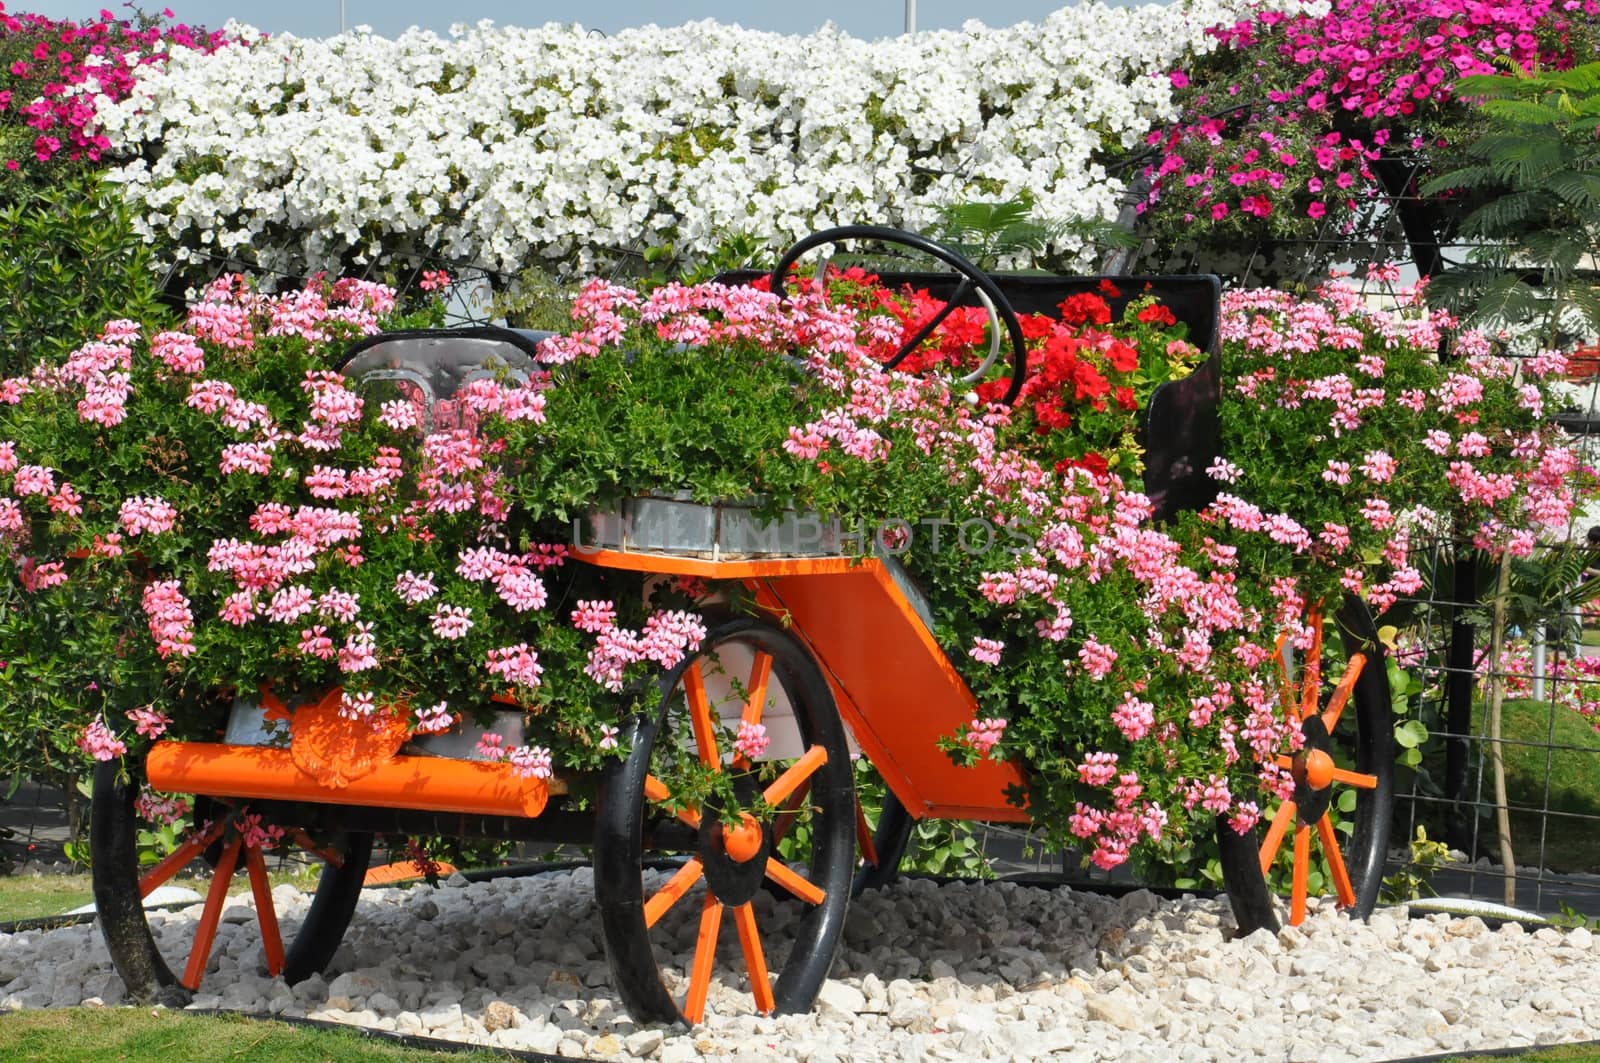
[1273,634,1293,718]
[770,779,813,846]
[645,773,701,829]
[763,745,828,807]
[1290,824,1311,926]
[182,836,242,991]
[742,652,773,730]
[1316,813,1358,909]
[288,828,343,869]
[1273,754,1294,772]
[683,661,720,768]
[1299,611,1324,721]
[732,652,775,770]
[1258,799,1297,876]
[1331,767,1379,789]
[1321,652,1366,733]
[243,843,285,977]
[855,798,879,867]
[139,818,227,898]
[764,857,826,906]
[682,893,723,1025]
[644,859,704,929]
[733,903,775,1015]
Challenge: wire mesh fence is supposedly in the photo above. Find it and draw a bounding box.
[1387,527,1600,916]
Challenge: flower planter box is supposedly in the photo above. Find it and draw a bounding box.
[578,492,847,559]
[224,695,529,759]
[717,268,1224,521]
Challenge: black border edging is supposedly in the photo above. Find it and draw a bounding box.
[1379,1037,1600,1062]
[991,873,1227,901]
[0,911,96,934]
[458,860,589,883]
[186,1008,568,1061]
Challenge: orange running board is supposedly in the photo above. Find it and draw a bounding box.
[146,742,555,819]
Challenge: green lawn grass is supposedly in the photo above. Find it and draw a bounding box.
[1437,1045,1600,1063]
[0,1009,1595,1063]
[0,1009,512,1062]
[0,874,94,923]
[1474,697,1600,874]
[0,864,329,925]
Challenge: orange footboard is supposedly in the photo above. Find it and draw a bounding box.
[145,742,553,819]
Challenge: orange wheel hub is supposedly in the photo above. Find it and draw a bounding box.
[721,813,764,863]
[1303,748,1336,790]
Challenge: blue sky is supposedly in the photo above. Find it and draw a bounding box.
[24,1,1106,40]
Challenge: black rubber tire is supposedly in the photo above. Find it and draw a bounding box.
[769,224,1031,406]
[91,759,373,1003]
[852,792,914,895]
[594,617,855,1024]
[1218,595,1395,933]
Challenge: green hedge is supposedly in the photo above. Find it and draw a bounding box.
[0,175,173,378]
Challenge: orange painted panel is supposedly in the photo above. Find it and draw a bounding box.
[146,742,553,818]
[576,547,1027,820]
[757,561,1029,822]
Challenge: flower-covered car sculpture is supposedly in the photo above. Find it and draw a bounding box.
[0,226,1574,1024]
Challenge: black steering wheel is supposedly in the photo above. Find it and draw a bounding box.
[769,225,1030,407]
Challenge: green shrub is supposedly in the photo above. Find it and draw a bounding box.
[0,174,173,378]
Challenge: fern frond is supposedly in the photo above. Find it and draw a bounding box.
[1465,272,1546,328]
[1487,138,1566,186]
[1523,230,1585,275]
[1480,98,1570,126]
[1453,73,1527,99]
[1419,163,1501,196]
[1558,282,1600,335]
[1457,190,1541,238]
[1545,171,1600,210]
[1547,62,1600,94]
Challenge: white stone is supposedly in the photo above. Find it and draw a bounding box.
[68,885,204,915]
[1084,993,1139,1030]
[816,981,867,1016]
[419,1002,463,1030]
[7,866,1600,1063]
[659,1039,701,1063]
[624,1028,665,1056]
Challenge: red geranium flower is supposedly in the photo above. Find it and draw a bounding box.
[1106,340,1139,374]
[1057,293,1112,327]
[1137,304,1178,328]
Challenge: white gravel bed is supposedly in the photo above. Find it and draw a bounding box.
[3,867,1598,1061]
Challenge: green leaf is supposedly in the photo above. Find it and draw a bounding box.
[1395,719,1428,749]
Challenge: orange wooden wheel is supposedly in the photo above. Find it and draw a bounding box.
[595,618,856,1025]
[1250,597,1394,927]
[91,761,372,1002]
